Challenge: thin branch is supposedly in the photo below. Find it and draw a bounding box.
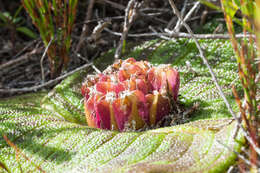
[114,0,141,60]
[180,0,188,19]
[76,8,169,26]
[91,64,101,74]
[149,26,174,40]
[12,39,40,59]
[0,62,93,94]
[167,0,260,156]
[168,0,237,119]
[40,37,54,83]
[96,0,125,10]
[174,1,199,32]
[76,0,95,53]
[104,28,254,39]
[0,49,40,71]
[89,20,111,43]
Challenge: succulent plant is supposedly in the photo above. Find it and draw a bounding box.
[81,58,180,131]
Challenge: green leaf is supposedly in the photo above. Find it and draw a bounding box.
[199,0,221,11]
[0,12,7,23]
[0,102,244,173]
[233,0,241,7]
[222,0,238,18]
[235,0,255,18]
[0,39,244,172]
[13,6,23,20]
[16,27,37,39]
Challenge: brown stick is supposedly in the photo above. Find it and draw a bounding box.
[76,0,95,53]
[114,0,141,60]
[168,0,237,118]
[168,0,260,156]
[96,0,125,10]
[0,62,93,94]
[104,28,254,39]
[0,48,41,70]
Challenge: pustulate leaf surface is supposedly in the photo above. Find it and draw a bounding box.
[0,39,244,173]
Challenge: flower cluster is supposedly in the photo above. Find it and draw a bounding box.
[81,58,180,131]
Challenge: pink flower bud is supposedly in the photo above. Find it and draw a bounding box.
[81,58,180,131]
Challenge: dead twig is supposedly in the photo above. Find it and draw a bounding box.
[105,28,254,39]
[11,39,40,60]
[41,37,54,83]
[96,0,125,10]
[89,20,111,43]
[174,1,200,32]
[91,64,101,74]
[76,8,169,26]
[168,0,237,118]
[0,48,41,71]
[0,62,93,94]
[167,0,260,156]
[76,0,95,53]
[114,0,141,60]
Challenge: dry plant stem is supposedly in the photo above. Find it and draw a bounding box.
[96,0,125,10]
[168,0,237,119]
[12,39,40,60]
[3,135,45,173]
[223,6,260,158]
[79,10,168,28]
[0,49,39,70]
[76,0,95,53]
[41,38,54,83]
[167,1,260,155]
[169,0,260,157]
[0,62,93,94]
[105,28,254,39]
[89,21,111,42]
[78,8,168,26]
[91,64,101,74]
[114,0,140,60]
[174,1,200,32]
[167,0,259,148]
[180,0,188,19]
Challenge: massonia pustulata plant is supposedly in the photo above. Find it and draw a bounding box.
[81,58,180,131]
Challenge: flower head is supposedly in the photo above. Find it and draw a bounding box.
[82,58,180,131]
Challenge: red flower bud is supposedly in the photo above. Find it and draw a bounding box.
[81,58,180,131]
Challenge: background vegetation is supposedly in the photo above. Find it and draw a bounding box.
[0,0,259,172]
